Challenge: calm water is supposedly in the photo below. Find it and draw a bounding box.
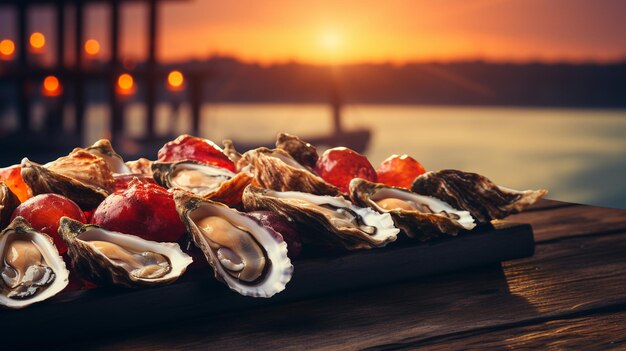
[32,103,626,209]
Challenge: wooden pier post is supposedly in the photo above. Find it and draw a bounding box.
[110,0,122,137]
[74,1,85,142]
[145,0,158,138]
[16,2,30,134]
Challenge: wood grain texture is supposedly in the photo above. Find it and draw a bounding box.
[69,223,626,351]
[508,202,626,242]
[387,309,626,351]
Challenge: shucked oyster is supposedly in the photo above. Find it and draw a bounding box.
[21,149,114,209]
[174,190,293,298]
[0,217,69,309]
[152,160,252,206]
[411,170,548,223]
[59,217,192,288]
[125,158,154,176]
[84,139,131,174]
[349,178,475,240]
[0,182,20,230]
[238,147,340,196]
[243,185,400,250]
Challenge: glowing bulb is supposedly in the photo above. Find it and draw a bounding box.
[84,39,100,56]
[167,70,184,90]
[117,73,135,95]
[0,39,15,57]
[29,32,46,50]
[42,75,62,96]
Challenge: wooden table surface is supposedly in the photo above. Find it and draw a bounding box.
[71,199,626,350]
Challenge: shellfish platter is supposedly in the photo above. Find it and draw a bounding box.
[0,133,545,340]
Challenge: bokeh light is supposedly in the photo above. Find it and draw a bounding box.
[0,39,15,58]
[29,32,46,51]
[42,75,62,96]
[117,73,135,95]
[84,39,101,56]
[167,70,184,90]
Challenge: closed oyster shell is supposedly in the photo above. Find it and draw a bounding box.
[174,190,293,298]
[21,155,111,210]
[243,185,399,250]
[411,169,548,223]
[238,147,340,196]
[1,217,69,309]
[222,139,242,166]
[59,217,192,288]
[125,158,154,176]
[275,133,318,171]
[84,139,131,174]
[0,182,20,230]
[349,178,475,240]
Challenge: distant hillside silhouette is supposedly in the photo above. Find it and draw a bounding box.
[167,57,626,107]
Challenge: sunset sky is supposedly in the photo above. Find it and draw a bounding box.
[1,0,625,64]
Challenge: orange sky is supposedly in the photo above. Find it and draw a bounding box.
[1,0,625,64]
[154,0,626,64]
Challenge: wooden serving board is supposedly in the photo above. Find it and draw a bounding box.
[0,221,534,344]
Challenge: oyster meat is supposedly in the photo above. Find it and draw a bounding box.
[85,139,131,174]
[0,217,69,309]
[349,178,475,240]
[21,149,114,209]
[411,170,548,223]
[0,182,20,230]
[243,185,400,250]
[152,160,252,206]
[174,190,293,298]
[238,147,341,196]
[59,217,192,287]
[275,133,319,171]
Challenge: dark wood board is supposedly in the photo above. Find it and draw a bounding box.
[0,221,534,345]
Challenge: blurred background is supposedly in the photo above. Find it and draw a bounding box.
[0,0,625,208]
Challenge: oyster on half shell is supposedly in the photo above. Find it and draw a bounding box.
[243,185,399,250]
[0,217,69,309]
[152,160,252,206]
[411,170,548,223]
[238,147,340,196]
[59,217,192,288]
[349,178,475,240]
[174,190,293,298]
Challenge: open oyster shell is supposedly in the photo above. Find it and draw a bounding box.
[59,217,192,288]
[174,190,293,298]
[21,154,112,210]
[243,185,399,250]
[0,217,69,309]
[349,178,475,241]
[275,133,319,171]
[411,170,548,223]
[0,182,20,230]
[238,147,340,196]
[84,139,131,174]
[152,160,252,207]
